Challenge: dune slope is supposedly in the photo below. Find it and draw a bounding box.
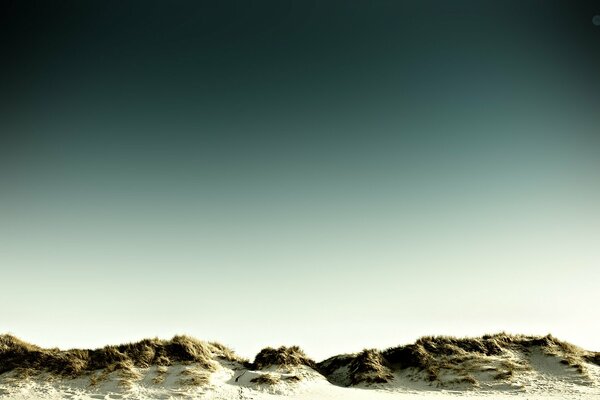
[1,333,599,399]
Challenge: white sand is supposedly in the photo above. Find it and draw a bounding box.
[2,352,599,400]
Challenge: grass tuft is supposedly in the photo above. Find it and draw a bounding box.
[253,346,316,370]
[250,373,280,385]
[348,349,394,385]
[179,366,211,386]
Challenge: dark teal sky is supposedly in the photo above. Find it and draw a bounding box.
[1,1,600,358]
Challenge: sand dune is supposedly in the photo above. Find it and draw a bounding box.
[1,333,599,399]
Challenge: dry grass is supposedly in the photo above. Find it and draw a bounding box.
[250,373,280,385]
[494,370,513,380]
[179,366,211,386]
[88,371,103,387]
[284,375,301,382]
[0,334,242,378]
[448,374,477,385]
[113,360,143,389]
[151,365,169,384]
[253,346,316,370]
[318,354,353,373]
[4,332,598,389]
[584,352,600,366]
[318,333,598,387]
[348,349,394,385]
[209,341,245,363]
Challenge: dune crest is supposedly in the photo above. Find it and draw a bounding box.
[1,333,599,399]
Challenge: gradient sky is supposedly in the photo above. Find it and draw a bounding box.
[1,1,600,360]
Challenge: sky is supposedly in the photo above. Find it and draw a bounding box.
[1,0,600,361]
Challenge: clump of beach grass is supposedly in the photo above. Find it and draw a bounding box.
[250,373,280,385]
[151,365,169,384]
[348,349,394,385]
[179,366,211,386]
[252,346,316,370]
[284,375,301,382]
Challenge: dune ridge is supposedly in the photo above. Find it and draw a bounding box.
[1,333,599,399]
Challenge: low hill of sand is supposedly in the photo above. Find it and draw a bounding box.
[1,333,599,399]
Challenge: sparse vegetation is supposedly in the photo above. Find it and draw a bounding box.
[317,333,600,387]
[348,349,393,385]
[179,366,211,386]
[284,375,301,382]
[250,373,280,385]
[2,332,599,391]
[0,334,244,378]
[253,346,316,370]
[494,370,513,380]
[151,365,168,384]
[450,374,478,385]
[584,352,600,366]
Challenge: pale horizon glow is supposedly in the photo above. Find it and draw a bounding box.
[1,0,599,362]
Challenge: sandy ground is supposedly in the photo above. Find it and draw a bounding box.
[2,358,599,400]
